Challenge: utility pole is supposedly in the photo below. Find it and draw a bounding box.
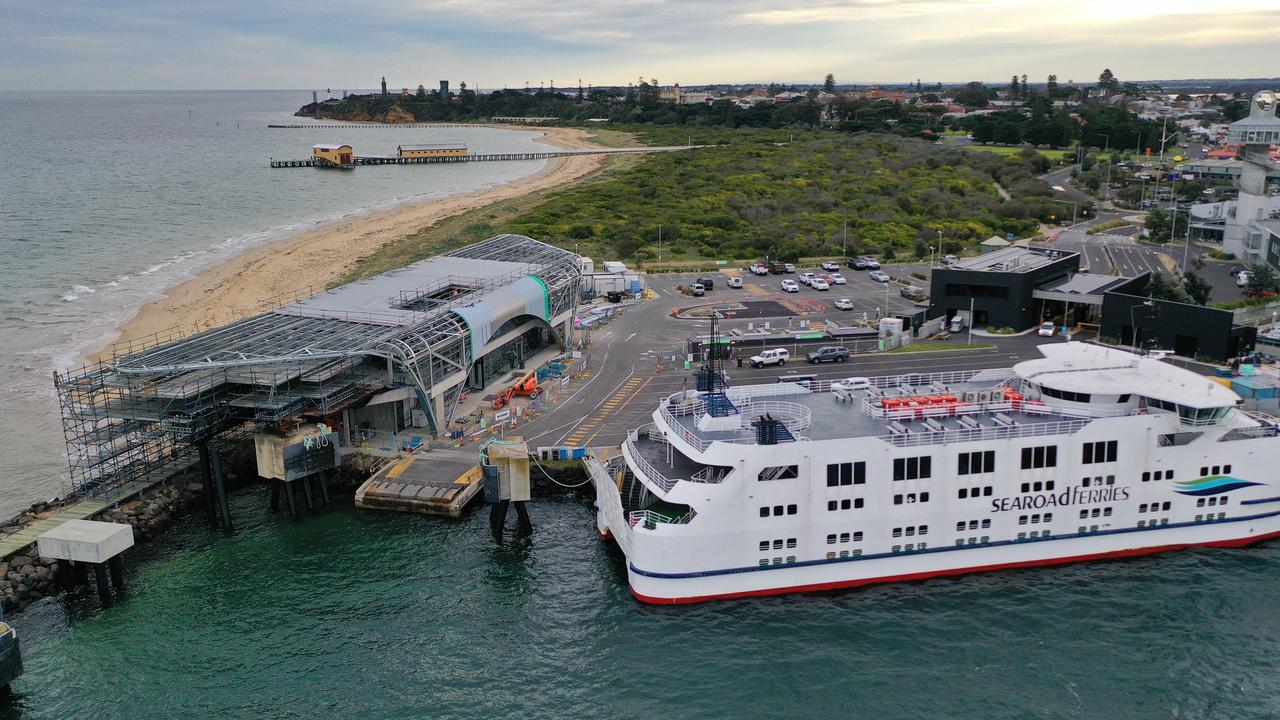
[968,297,975,345]
[842,219,848,258]
[657,225,663,263]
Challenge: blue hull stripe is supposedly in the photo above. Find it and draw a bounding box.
[1241,496,1280,506]
[628,509,1280,580]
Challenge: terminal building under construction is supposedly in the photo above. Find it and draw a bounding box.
[55,235,583,496]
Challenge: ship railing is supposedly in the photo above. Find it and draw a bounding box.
[879,418,1091,447]
[659,398,811,453]
[860,396,1132,422]
[624,438,680,492]
[628,509,694,528]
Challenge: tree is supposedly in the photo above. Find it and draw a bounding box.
[954,82,991,108]
[823,73,835,93]
[1047,74,1059,97]
[1020,74,1028,97]
[1097,68,1118,92]
[1247,263,1280,295]
[1183,272,1212,305]
[1010,75,1020,99]
[1146,273,1192,304]
[415,84,427,99]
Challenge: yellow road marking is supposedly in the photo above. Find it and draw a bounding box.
[585,376,654,446]
[386,457,414,478]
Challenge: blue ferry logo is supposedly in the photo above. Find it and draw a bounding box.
[1174,476,1263,497]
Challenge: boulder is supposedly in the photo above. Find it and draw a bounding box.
[10,556,30,568]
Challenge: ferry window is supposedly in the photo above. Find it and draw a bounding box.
[1044,513,1052,522]
[1162,501,1171,511]
[759,541,770,551]
[786,538,797,548]
[1166,470,1174,480]
[1224,464,1232,474]
[759,465,799,481]
[760,507,769,518]
[786,504,798,515]
[1153,471,1163,481]
[958,450,995,475]
[1142,472,1150,482]
[959,488,968,499]
[826,461,867,486]
[983,487,993,496]
[1021,483,1030,493]
[1046,481,1056,491]
[1212,465,1220,475]
[919,525,928,535]
[893,495,903,505]
[773,505,784,516]
[826,534,836,544]
[773,539,783,550]
[1082,440,1118,464]
[893,528,903,537]
[957,521,966,531]
[1139,503,1148,512]
[905,527,915,536]
[853,531,864,542]
[1021,445,1058,469]
[1199,466,1208,476]
[920,492,930,502]
[1103,508,1112,517]
[827,501,837,511]
[1197,498,1205,507]
[854,498,864,509]
[894,455,932,481]
[840,532,850,543]
[840,499,851,510]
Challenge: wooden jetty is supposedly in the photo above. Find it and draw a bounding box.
[354,446,484,517]
[270,145,706,168]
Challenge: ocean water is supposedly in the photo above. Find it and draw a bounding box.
[4,487,1279,720]
[0,90,552,518]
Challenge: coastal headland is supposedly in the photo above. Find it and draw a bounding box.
[102,126,611,356]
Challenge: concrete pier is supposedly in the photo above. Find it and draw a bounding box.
[36,520,134,605]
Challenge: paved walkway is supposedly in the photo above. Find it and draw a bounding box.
[0,460,196,560]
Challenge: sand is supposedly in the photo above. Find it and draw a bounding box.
[100,126,606,358]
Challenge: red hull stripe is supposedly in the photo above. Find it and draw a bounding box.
[630,529,1280,605]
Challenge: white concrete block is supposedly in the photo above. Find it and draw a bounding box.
[36,520,134,563]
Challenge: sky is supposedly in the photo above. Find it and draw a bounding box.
[3,0,1278,91]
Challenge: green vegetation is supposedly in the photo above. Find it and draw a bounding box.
[888,342,995,353]
[1086,219,1132,235]
[964,146,1073,160]
[985,327,1018,335]
[1213,295,1276,310]
[1208,250,1237,261]
[508,134,1056,263]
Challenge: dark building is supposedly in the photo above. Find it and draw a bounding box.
[1100,292,1255,361]
[929,246,1079,330]
[381,76,387,97]
[439,80,450,100]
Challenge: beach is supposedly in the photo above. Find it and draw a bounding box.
[102,126,606,356]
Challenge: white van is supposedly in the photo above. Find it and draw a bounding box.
[749,348,790,368]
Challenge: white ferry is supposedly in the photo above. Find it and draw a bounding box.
[589,342,1280,604]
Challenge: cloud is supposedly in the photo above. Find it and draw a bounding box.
[0,0,1275,90]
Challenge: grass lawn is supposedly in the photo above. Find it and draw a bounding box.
[888,341,995,353]
[963,145,1074,160]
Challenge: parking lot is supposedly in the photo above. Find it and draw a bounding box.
[644,259,936,325]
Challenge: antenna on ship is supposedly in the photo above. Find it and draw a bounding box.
[696,313,733,416]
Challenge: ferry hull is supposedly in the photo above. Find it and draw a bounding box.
[626,521,1280,604]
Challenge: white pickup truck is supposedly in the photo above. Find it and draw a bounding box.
[749,348,790,368]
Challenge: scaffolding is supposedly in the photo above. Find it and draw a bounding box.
[56,234,582,497]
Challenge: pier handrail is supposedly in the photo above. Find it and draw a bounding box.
[877,418,1092,448]
[628,509,694,527]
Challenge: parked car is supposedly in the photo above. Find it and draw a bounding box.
[834,298,854,310]
[783,263,797,274]
[750,263,769,275]
[781,279,799,293]
[807,346,849,364]
[799,272,817,286]
[811,278,830,290]
[767,260,787,274]
[727,276,744,288]
[900,285,926,300]
[1237,271,1252,288]
[869,270,890,283]
[848,257,869,270]
[691,283,705,297]
[828,272,846,284]
[941,254,958,265]
[1037,321,1056,337]
[750,348,789,368]
[832,376,872,392]
[863,257,881,269]
[821,260,839,271]
[696,276,714,291]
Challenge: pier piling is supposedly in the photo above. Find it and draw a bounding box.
[91,564,111,605]
[199,443,217,524]
[108,556,125,592]
[209,441,233,533]
[318,473,331,507]
[301,477,315,512]
[270,479,281,511]
[284,481,298,518]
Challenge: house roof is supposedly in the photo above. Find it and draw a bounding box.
[398,143,468,151]
[313,144,352,151]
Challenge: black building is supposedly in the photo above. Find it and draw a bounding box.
[929,246,1079,331]
[1100,292,1256,361]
